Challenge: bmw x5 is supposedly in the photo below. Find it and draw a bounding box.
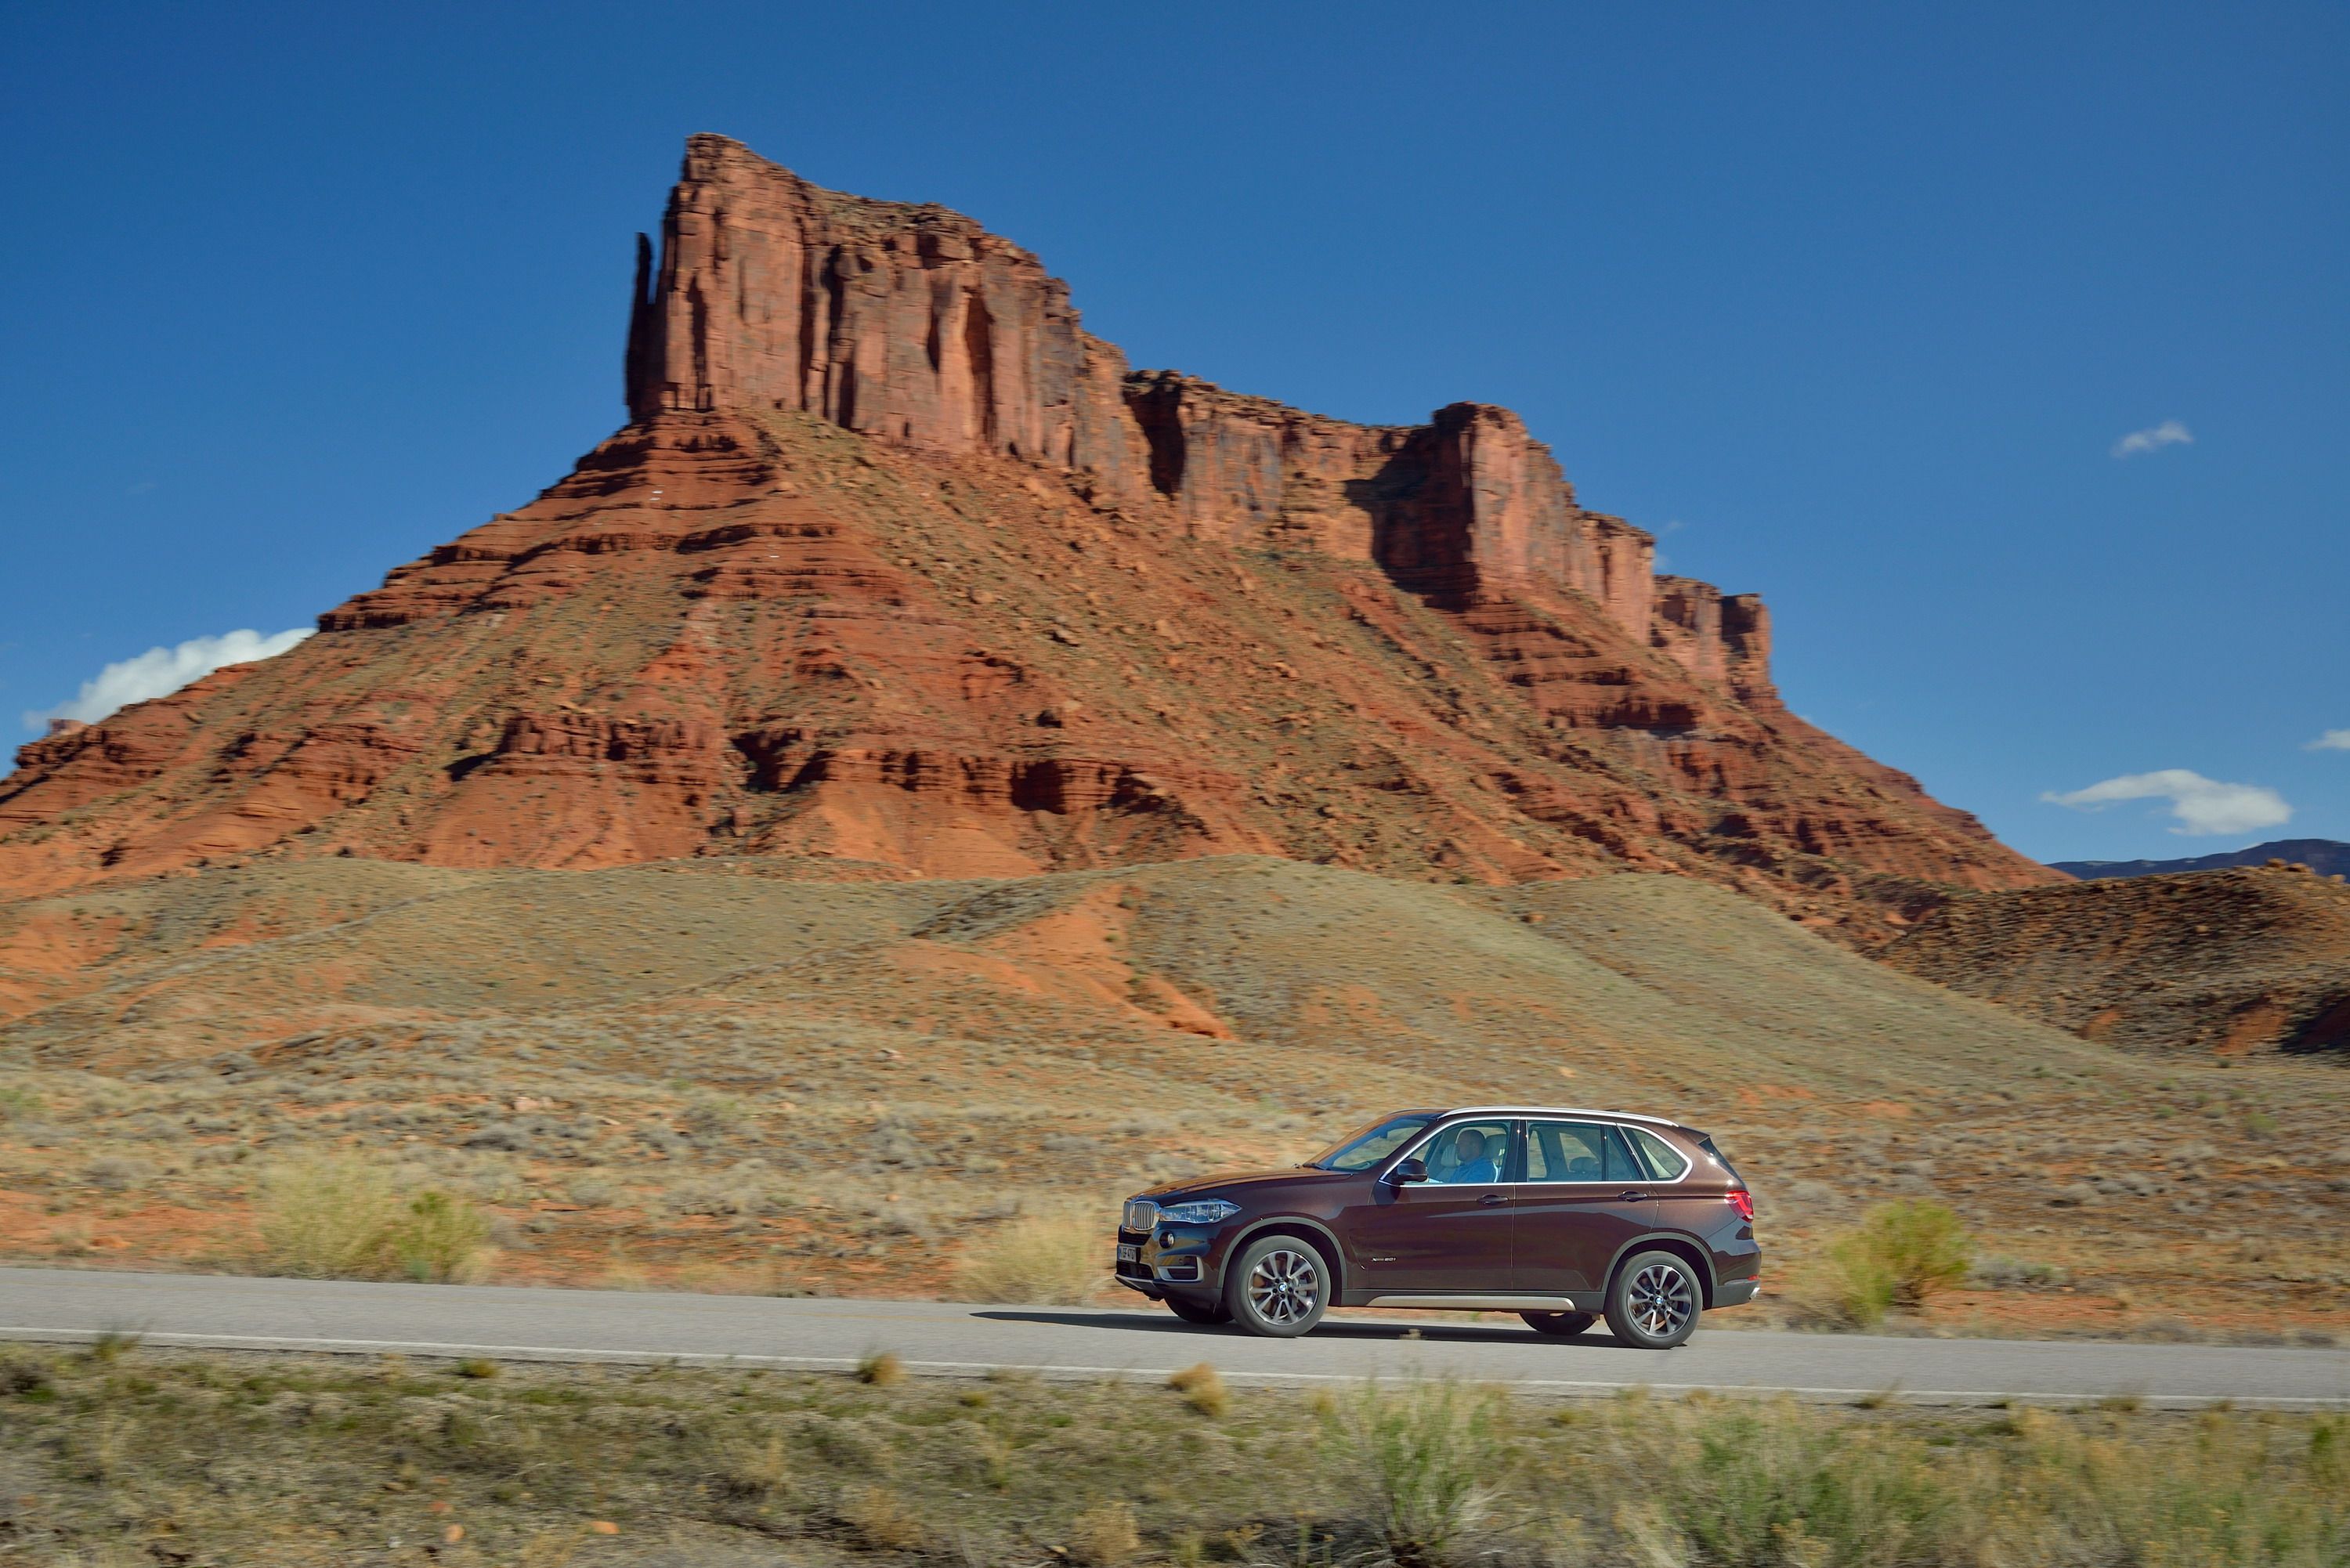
[1114,1107,1759,1347]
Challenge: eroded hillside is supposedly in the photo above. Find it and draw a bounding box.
[1882,862,2350,1057]
[2,854,2343,1338]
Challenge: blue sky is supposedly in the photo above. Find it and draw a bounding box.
[2,2,2343,863]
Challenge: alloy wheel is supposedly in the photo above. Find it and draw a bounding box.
[1246,1248,1320,1326]
[1628,1262,1694,1338]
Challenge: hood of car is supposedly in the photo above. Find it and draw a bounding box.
[1137,1166,1350,1202]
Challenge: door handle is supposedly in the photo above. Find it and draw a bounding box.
[1477,1192,1507,1207]
[1618,1191,1647,1201]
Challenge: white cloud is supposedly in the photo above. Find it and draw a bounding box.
[23,627,313,734]
[2111,420,2193,458]
[2041,768,2290,837]
[2308,729,2350,752]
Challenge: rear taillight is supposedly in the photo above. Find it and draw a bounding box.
[1726,1189,1755,1222]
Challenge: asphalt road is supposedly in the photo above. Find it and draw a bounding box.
[2,1266,2345,1409]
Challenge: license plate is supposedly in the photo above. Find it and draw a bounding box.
[1116,1244,1139,1263]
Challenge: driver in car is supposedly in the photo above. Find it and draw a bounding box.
[1439,1126,1500,1184]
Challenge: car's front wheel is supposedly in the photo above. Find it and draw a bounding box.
[1605,1250,1703,1349]
[1520,1310,1596,1338]
[1224,1235,1331,1338]
[1165,1295,1232,1326]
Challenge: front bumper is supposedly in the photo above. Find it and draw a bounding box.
[1115,1223,1224,1301]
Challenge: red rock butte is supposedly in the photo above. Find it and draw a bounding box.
[0,135,2056,929]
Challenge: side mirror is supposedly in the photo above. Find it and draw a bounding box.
[1389,1158,1427,1185]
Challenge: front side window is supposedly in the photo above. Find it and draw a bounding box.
[1416,1119,1513,1184]
[1524,1121,1642,1183]
[1309,1114,1434,1172]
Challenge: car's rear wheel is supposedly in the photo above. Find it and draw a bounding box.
[1520,1310,1596,1338]
[1166,1295,1232,1325]
[1225,1235,1331,1338]
[1605,1250,1703,1349]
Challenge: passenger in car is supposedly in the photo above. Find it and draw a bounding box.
[1438,1126,1500,1183]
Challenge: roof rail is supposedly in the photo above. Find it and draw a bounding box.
[1440,1104,1685,1129]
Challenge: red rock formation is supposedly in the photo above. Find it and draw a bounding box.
[0,134,2057,930]
[625,135,1148,490]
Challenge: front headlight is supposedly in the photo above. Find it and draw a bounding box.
[1157,1199,1241,1226]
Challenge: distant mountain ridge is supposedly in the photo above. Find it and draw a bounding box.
[2052,839,2350,881]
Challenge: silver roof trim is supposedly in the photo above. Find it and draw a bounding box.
[1441,1105,1686,1129]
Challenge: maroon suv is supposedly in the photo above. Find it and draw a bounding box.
[1115,1107,1759,1346]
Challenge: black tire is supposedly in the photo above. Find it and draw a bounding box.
[1166,1295,1232,1326]
[1605,1249,1704,1349]
[1224,1234,1332,1339]
[1520,1310,1596,1338]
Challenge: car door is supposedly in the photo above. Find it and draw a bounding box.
[1338,1118,1515,1294]
[1512,1120,1656,1296]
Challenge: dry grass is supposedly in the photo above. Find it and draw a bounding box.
[1068,1499,1143,1566]
[256,1154,494,1282]
[841,1483,925,1552]
[1168,1361,1231,1418]
[957,1209,1108,1304]
[4,1345,2342,1568]
[1320,1378,1506,1568]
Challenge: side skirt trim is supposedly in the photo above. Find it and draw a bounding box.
[1360,1293,1599,1312]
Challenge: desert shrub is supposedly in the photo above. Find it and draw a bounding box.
[257,1156,494,1282]
[685,1094,753,1136]
[855,1351,906,1386]
[0,1086,46,1125]
[841,1484,924,1552]
[567,1176,620,1208]
[396,1191,494,1283]
[1797,1200,1974,1328]
[1068,1500,1142,1566]
[956,1212,1104,1304]
[1318,1378,1503,1568]
[1972,1255,2067,1290]
[1853,1199,1973,1310]
[711,1431,792,1505]
[1168,1362,1229,1418]
[0,1349,53,1396]
[82,1154,151,1192]
[665,1167,776,1217]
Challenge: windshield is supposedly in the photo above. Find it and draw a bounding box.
[1307,1113,1437,1172]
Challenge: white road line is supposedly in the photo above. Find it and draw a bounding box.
[4,1325,2343,1408]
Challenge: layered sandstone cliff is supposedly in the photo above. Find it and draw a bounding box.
[0,135,2056,930]
[620,138,1747,677]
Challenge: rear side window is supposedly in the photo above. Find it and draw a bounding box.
[1629,1128,1691,1180]
[1524,1121,1642,1183]
[1697,1134,1741,1183]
